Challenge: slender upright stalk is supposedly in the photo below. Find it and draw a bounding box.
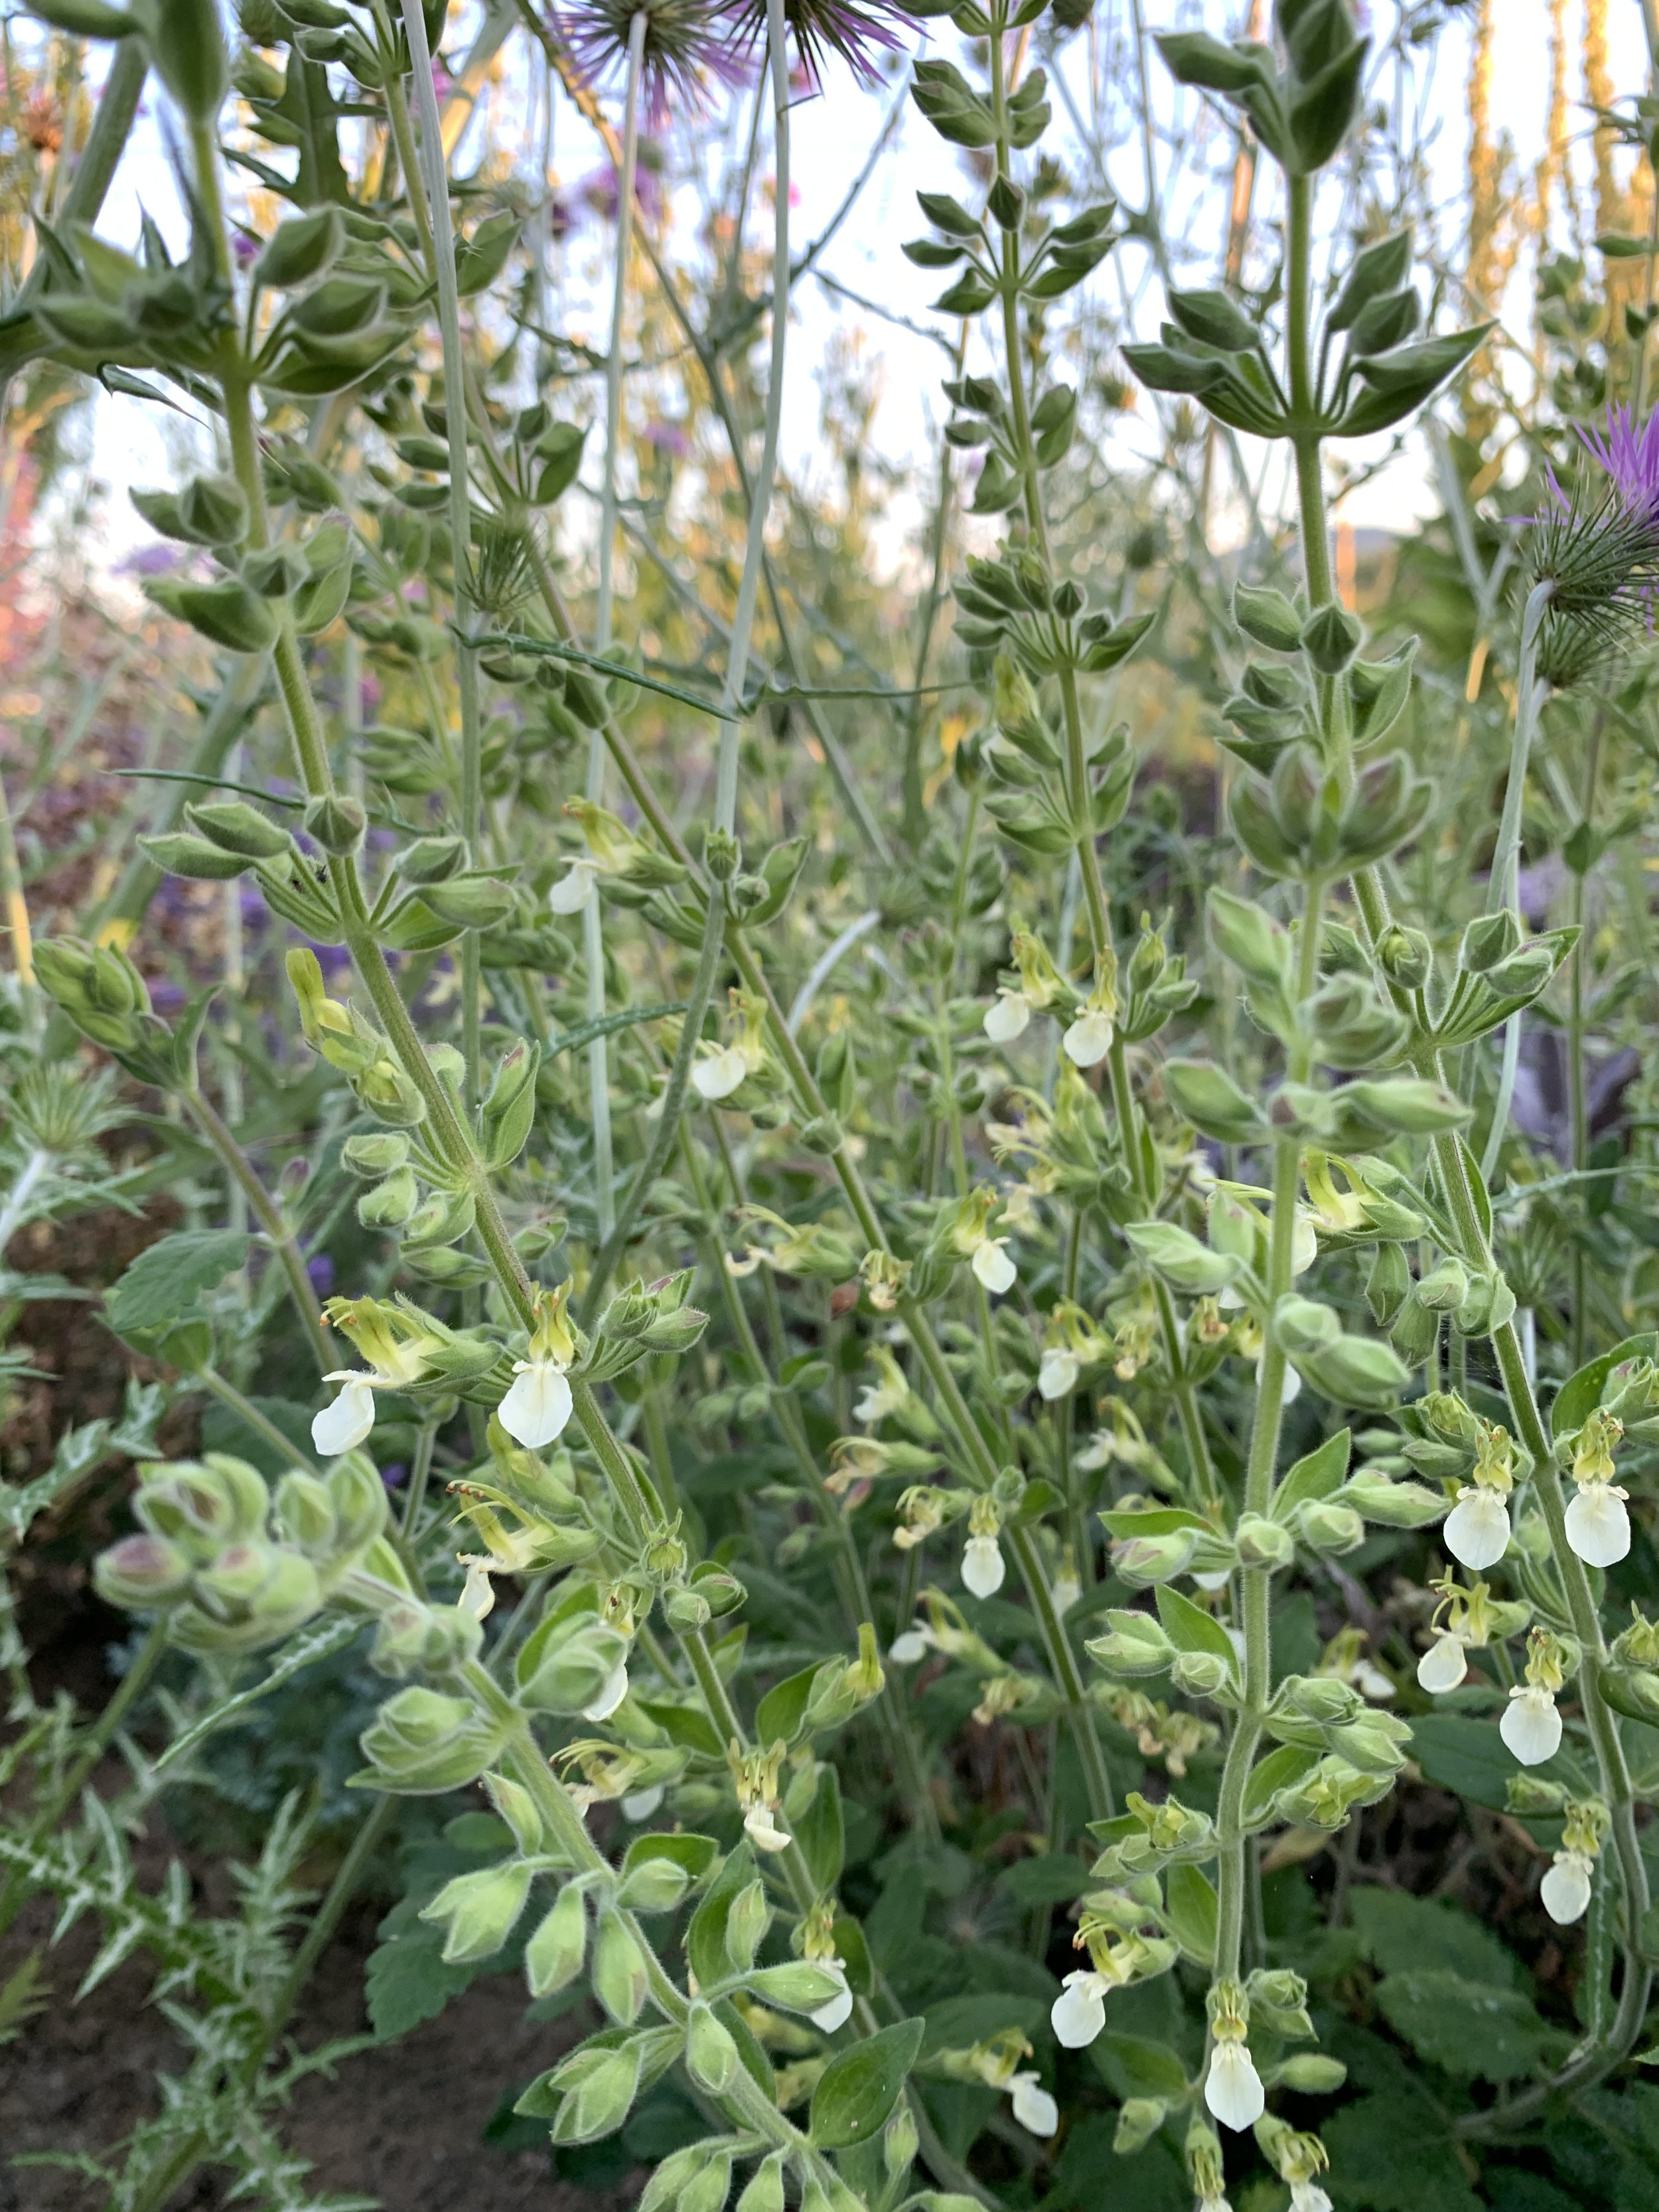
[584,9,650,1242]
[399,0,485,1106]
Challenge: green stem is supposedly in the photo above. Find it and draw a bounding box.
[194,1364,320,1476]
[184,1088,332,1374]
[398,0,484,1106]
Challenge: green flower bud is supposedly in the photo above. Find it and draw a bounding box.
[358,1167,420,1228]
[420,1860,534,1962]
[738,2154,788,2212]
[93,1532,193,1609]
[1110,1528,1201,1587]
[1170,1649,1236,1699]
[1236,1512,1295,1568]
[525,1882,589,1997]
[1289,1500,1366,1554]
[1245,1966,1314,2039]
[1114,2097,1169,2154]
[1301,601,1363,674]
[685,2002,741,2092]
[678,2150,735,2212]
[422,874,518,929]
[661,1584,713,1631]
[746,1961,846,2012]
[517,1621,629,1716]
[179,473,248,546]
[342,1132,412,1177]
[272,1469,337,1553]
[1460,909,1521,974]
[1270,2053,1348,2094]
[396,834,467,885]
[592,1907,648,2024]
[303,792,367,855]
[244,545,307,598]
[617,1854,691,1914]
[1273,1295,1342,1355]
[1234,581,1304,652]
[543,2039,644,2145]
[184,800,292,860]
[1365,1240,1410,1327]
[1087,1609,1177,1676]
[173,1544,323,1653]
[1376,924,1431,989]
[1297,1332,1411,1410]
[1333,1471,1447,1528]
[724,1877,770,1974]
[1416,1256,1469,1312]
[356,1685,510,1793]
[1506,1773,1567,1815]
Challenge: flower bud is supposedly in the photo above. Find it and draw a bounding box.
[685,2002,742,2092]
[1086,1609,1176,1676]
[1271,2053,1348,2093]
[420,1860,534,1962]
[356,1685,510,1793]
[179,473,248,546]
[524,1882,589,1997]
[1376,924,1431,989]
[725,1877,770,1972]
[1236,1512,1295,1568]
[592,1907,648,2024]
[737,2156,787,2212]
[1334,1471,1446,1528]
[617,1854,691,1914]
[1289,1500,1366,1554]
[94,1532,193,1609]
[518,1621,630,1716]
[883,2104,919,2178]
[1365,1240,1410,1327]
[1171,1649,1236,1699]
[1114,2098,1169,2154]
[1301,601,1363,674]
[184,800,292,861]
[543,2041,644,2146]
[273,1470,337,1554]
[395,834,467,884]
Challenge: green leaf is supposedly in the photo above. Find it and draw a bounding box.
[1372,1968,1557,2081]
[808,2018,923,2148]
[1271,1428,1351,1520]
[755,1661,822,1745]
[622,1831,719,1882]
[792,1764,845,1891]
[1409,1710,1567,1812]
[1163,1864,1218,1966]
[1553,1331,1658,1436]
[106,1229,251,1337]
[1153,1584,1238,1678]
[685,1840,757,1992]
[1348,1886,1528,1992]
[1242,1744,1321,1828]
[995,1854,1088,1905]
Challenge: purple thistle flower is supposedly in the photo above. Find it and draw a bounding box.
[725,0,917,92]
[119,541,185,577]
[552,0,748,129]
[1526,403,1659,686]
[642,417,691,457]
[580,155,668,225]
[1575,403,1659,518]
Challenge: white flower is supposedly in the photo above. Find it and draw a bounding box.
[1351,1660,1396,1701]
[312,1371,377,1456]
[1192,1568,1232,1592]
[1008,2071,1058,2138]
[972,1238,1017,1294]
[1052,1569,1081,1617]
[581,1657,629,1722]
[889,1627,930,1664]
[1001,1183,1039,1231]
[1198,2195,1234,2212]
[459,1560,496,1622]
[983,988,1032,1044]
[809,1959,854,2032]
[744,1803,793,1853]
[1204,2038,1265,2132]
[1039,1347,1080,1400]
[1541,1848,1595,1926]
[1062,1009,1114,1068]
[1444,1486,1511,1571]
[547,857,601,913]
[1290,2187,1333,2212]
[962,1534,1005,1599]
[1565,1482,1631,1568]
[497,1358,573,1450]
[692,1044,749,1101]
[1501,1683,1563,1767]
[1416,1632,1469,1696]
[1051,1969,1110,2048]
[1291,1210,1319,1276]
[620,1784,664,1822]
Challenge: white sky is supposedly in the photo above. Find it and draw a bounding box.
[42,0,1656,580]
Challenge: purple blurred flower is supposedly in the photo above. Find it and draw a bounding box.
[232,228,261,267]
[580,154,667,225]
[642,417,691,457]
[725,0,916,90]
[149,980,186,1013]
[431,56,455,102]
[381,1462,408,1492]
[553,0,747,129]
[307,1252,336,1298]
[119,542,184,577]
